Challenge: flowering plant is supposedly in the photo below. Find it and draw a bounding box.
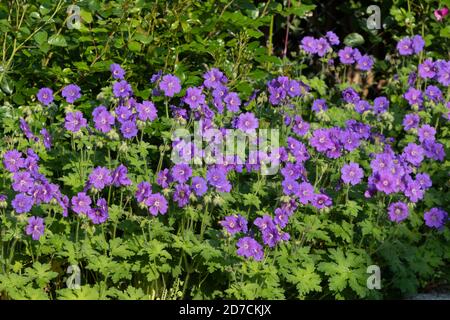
[0,9,449,299]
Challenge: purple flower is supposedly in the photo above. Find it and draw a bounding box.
[62,84,81,103]
[12,171,34,193]
[3,150,25,173]
[402,113,420,130]
[437,61,450,86]
[171,163,192,184]
[236,112,259,133]
[146,193,168,216]
[31,183,54,205]
[418,124,436,143]
[173,183,191,207]
[356,55,374,71]
[88,166,113,190]
[403,88,423,107]
[157,169,172,188]
[224,92,241,112]
[397,37,414,56]
[285,80,300,97]
[268,86,285,105]
[159,74,181,97]
[120,120,138,139]
[342,87,360,104]
[406,71,415,86]
[183,87,205,109]
[281,162,301,180]
[19,118,34,140]
[404,180,424,203]
[338,47,356,64]
[150,70,163,83]
[220,214,248,235]
[296,182,315,204]
[418,59,436,79]
[65,111,87,133]
[40,128,52,150]
[12,193,33,213]
[25,216,45,240]
[310,129,333,152]
[412,35,425,54]
[110,63,125,80]
[203,68,225,89]
[425,85,443,103]
[388,201,409,223]
[112,164,132,187]
[287,137,310,162]
[405,70,415,86]
[312,193,332,209]
[71,192,92,215]
[312,99,328,113]
[355,100,371,114]
[136,100,157,122]
[282,178,300,196]
[300,36,317,54]
[37,87,54,106]
[135,181,152,203]
[206,166,227,188]
[292,116,310,136]
[424,208,448,229]
[402,143,424,166]
[261,224,281,247]
[236,237,264,261]
[326,31,340,45]
[340,130,361,151]
[88,198,109,224]
[274,208,289,228]
[373,96,389,114]
[93,106,115,133]
[113,80,133,98]
[316,38,331,57]
[341,162,364,185]
[374,173,396,194]
[423,140,445,161]
[416,173,432,189]
[254,215,275,233]
[191,176,207,196]
[115,105,133,123]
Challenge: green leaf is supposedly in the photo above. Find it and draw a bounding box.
[25,262,58,288]
[284,4,316,17]
[343,33,365,47]
[34,31,48,45]
[48,34,67,47]
[57,285,103,300]
[242,193,261,209]
[440,26,450,38]
[286,263,322,298]
[128,40,142,52]
[80,10,93,24]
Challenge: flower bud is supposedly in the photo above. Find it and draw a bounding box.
[0,194,7,208]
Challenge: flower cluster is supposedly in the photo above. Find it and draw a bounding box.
[3,31,448,260]
[3,148,70,240]
[396,35,425,56]
[300,32,374,71]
